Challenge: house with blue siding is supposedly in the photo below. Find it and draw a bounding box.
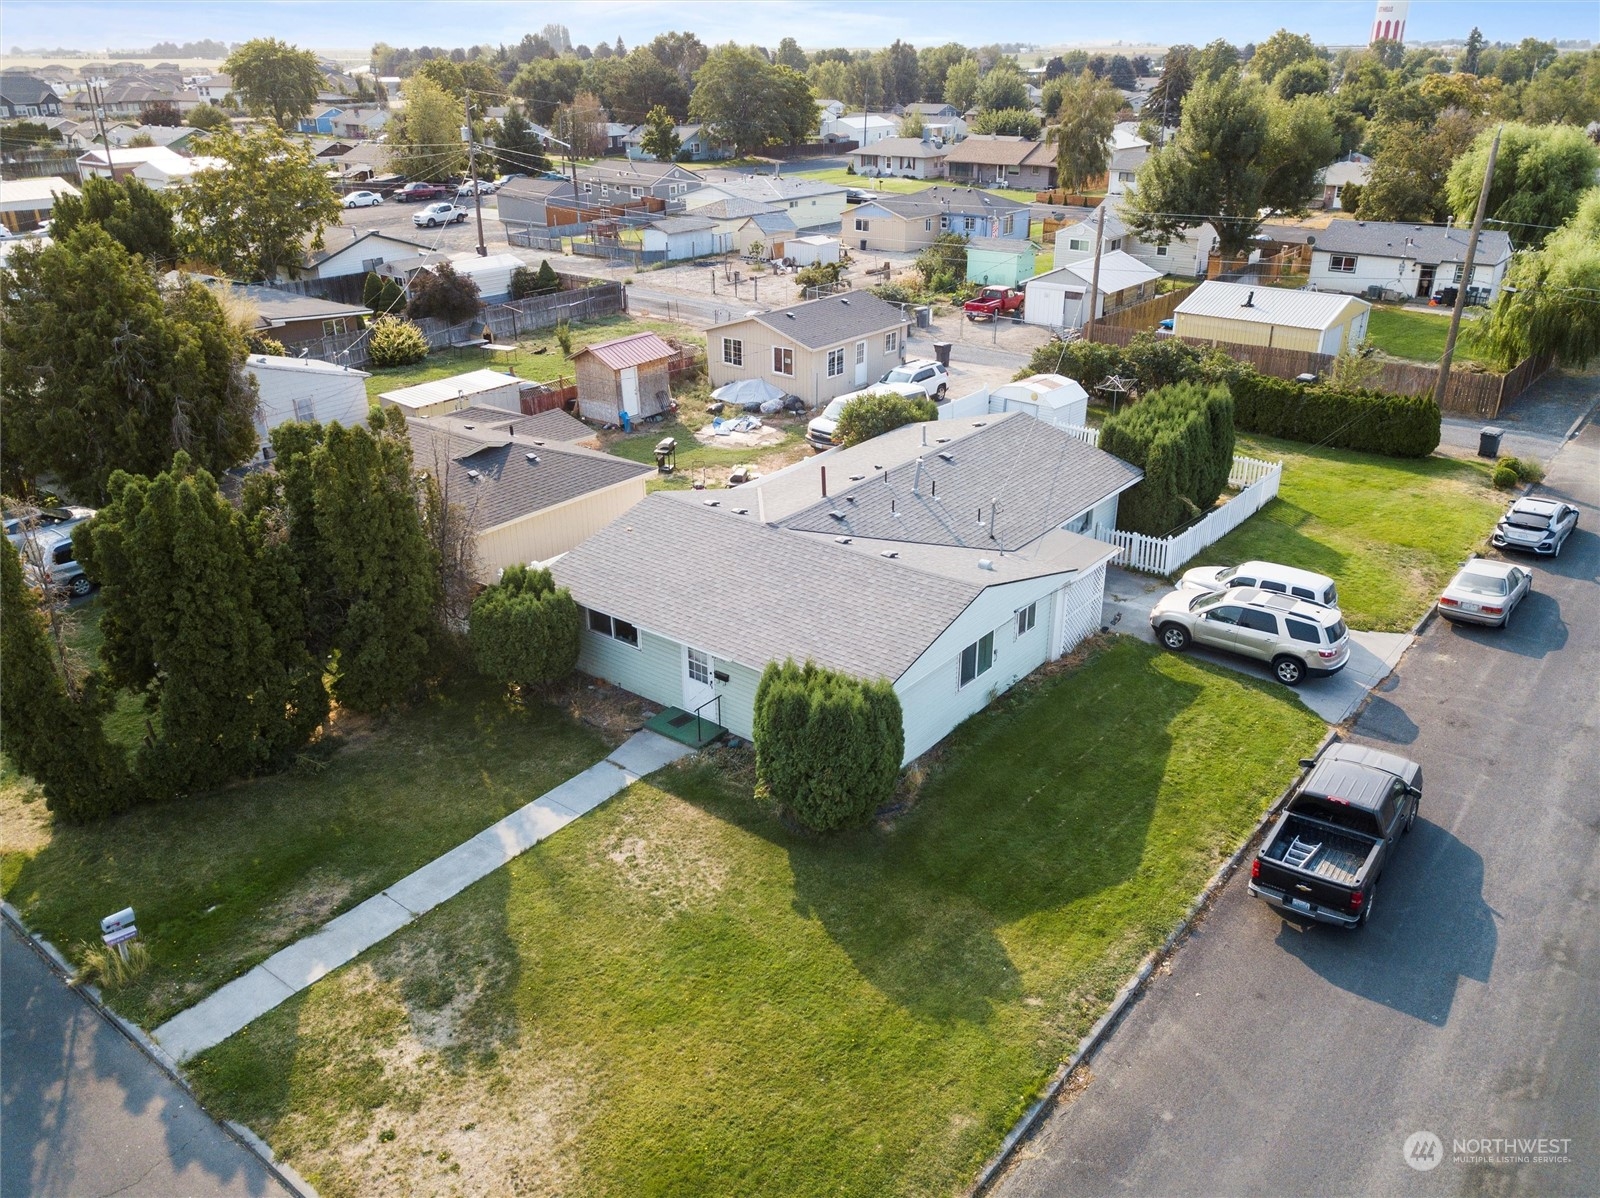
[846,187,1030,253]
[966,237,1040,288]
[550,412,1138,762]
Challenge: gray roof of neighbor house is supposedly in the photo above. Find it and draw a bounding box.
[904,102,959,118]
[425,406,594,443]
[647,215,714,234]
[774,412,1143,551]
[1311,220,1513,266]
[696,174,846,203]
[580,159,698,184]
[0,74,60,106]
[200,280,369,327]
[745,210,798,234]
[406,420,649,533]
[858,185,1030,220]
[943,135,1051,167]
[693,195,781,220]
[498,177,578,202]
[714,293,908,349]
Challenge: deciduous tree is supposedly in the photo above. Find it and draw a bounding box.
[974,61,1029,112]
[388,74,467,180]
[1249,29,1321,84]
[1469,188,1600,368]
[639,104,681,161]
[1046,73,1121,192]
[223,37,323,128]
[970,108,1040,138]
[1445,122,1600,249]
[689,45,815,155]
[943,58,981,111]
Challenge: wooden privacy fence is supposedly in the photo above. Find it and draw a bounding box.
[1093,286,1197,331]
[1091,457,1285,576]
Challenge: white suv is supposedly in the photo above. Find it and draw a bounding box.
[1150,586,1349,686]
[879,358,948,400]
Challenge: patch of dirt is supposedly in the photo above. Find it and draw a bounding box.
[0,778,52,857]
[692,422,788,449]
[597,798,729,914]
[251,870,355,953]
[549,676,658,745]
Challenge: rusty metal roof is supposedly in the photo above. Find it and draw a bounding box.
[571,331,676,372]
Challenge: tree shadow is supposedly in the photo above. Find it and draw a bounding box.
[1269,821,1496,1027]
[1358,696,1420,745]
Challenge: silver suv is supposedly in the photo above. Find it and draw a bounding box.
[1150,586,1349,686]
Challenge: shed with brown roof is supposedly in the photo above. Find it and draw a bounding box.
[571,331,677,425]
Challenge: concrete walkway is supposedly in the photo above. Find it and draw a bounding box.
[153,730,691,1063]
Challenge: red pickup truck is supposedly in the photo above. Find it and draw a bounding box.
[394,181,449,203]
[963,285,1025,321]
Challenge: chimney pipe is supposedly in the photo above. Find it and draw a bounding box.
[989,499,998,541]
[820,465,827,498]
[913,456,923,494]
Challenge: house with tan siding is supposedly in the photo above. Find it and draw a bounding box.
[706,294,912,408]
[944,134,1056,190]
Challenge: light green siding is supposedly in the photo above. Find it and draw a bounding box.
[967,246,1036,289]
[576,615,760,738]
[713,659,761,740]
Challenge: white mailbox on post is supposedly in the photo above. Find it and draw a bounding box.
[101,907,138,955]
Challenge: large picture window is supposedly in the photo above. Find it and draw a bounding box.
[1328,255,1357,273]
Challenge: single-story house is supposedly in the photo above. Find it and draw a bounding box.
[845,136,949,180]
[578,160,703,204]
[247,354,370,452]
[966,237,1039,288]
[0,175,78,234]
[571,332,676,424]
[407,417,652,583]
[1052,203,1218,280]
[1173,280,1372,356]
[707,292,912,407]
[1023,251,1164,329]
[550,411,1139,760]
[941,372,1090,430]
[1307,220,1513,302]
[281,228,434,282]
[105,123,203,152]
[379,369,525,419]
[846,186,1030,253]
[902,102,968,142]
[75,145,224,190]
[496,178,580,229]
[728,210,799,257]
[1318,158,1371,210]
[821,111,897,145]
[640,215,730,261]
[943,135,1055,190]
[685,174,849,233]
[201,280,369,346]
[625,123,731,162]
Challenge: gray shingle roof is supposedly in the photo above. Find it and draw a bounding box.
[549,493,985,680]
[746,211,798,234]
[721,293,908,350]
[0,74,59,106]
[780,413,1142,551]
[407,420,649,533]
[429,406,594,443]
[860,186,1030,220]
[1312,220,1513,266]
[649,215,714,234]
[693,195,781,219]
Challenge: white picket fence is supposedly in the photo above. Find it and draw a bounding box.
[1092,461,1282,575]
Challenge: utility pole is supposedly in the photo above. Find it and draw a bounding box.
[1084,203,1107,340]
[88,77,114,178]
[1435,124,1500,406]
[465,91,486,256]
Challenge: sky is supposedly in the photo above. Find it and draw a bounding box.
[2,0,1595,58]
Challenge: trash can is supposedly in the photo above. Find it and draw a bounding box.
[932,341,952,368]
[1478,426,1504,458]
[916,305,931,329]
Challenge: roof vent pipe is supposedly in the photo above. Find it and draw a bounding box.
[820,465,827,498]
[1242,290,1255,308]
[913,456,923,494]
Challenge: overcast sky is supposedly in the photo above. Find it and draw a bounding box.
[4,1,1594,57]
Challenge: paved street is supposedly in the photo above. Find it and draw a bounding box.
[1,923,293,1198]
[997,418,1600,1198]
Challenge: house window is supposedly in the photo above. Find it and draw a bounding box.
[854,218,869,231]
[1016,603,1037,636]
[722,337,743,366]
[361,256,384,272]
[321,317,349,337]
[581,182,593,194]
[1329,255,1357,273]
[587,609,640,648]
[630,186,642,198]
[826,348,846,377]
[1109,238,1122,251]
[1069,238,1089,251]
[772,346,793,376]
[959,631,995,688]
[885,331,898,352]
[1154,244,1169,257]
[925,218,933,231]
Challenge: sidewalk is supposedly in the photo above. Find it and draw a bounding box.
[153,730,691,1063]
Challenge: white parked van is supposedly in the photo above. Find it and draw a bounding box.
[1180,560,1339,608]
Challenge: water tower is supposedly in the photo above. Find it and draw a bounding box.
[1371,0,1410,44]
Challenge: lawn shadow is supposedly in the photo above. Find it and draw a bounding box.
[1207,498,1350,580]
[1269,821,1495,1027]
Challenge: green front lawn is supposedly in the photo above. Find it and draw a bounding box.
[790,168,932,195]
[1204,435,1504,631]
[188,639,1324,1198]
[1,679,611,1027]
[1364,305,1493,367]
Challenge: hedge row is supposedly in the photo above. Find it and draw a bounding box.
[1230,374,1440,458]
[1101,382,1236,537]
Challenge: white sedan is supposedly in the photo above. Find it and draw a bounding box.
[1436,559,1532,628]
[342,190,383,209]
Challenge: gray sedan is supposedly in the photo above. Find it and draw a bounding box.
[1436,559,1531,628]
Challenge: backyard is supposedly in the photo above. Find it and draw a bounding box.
[790,167,1041,207]
[185,638,1325,1198]
[1203,434,1506,631]
[1364,304,1494,367]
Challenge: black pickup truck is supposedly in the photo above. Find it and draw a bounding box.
[1249,743,1423,929]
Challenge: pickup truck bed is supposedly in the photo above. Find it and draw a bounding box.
[1260,817,1371,886]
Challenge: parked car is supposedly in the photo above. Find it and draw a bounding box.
[394,181,448,203]
[807,382,927,451]
[1249,742,1422,929]
[21,527,94,597]
[499,173,527,185]
[1435,559,1531,628]
[844,188,869,204]
[1150,586,1349,686]
[963,285,1026,322]
[456,179,498,198]
[413,202,469,228]
[341,190,382,209]
[1179,560,1339,608]
[878,358,948,400]
[4,504,94,547]
[1491,496,1578,557]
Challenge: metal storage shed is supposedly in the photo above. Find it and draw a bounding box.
[1173,281,1371,356]
[378,369,524,418]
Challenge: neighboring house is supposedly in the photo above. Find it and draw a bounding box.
[572,331,677,424]
[407,416,652,583]
[1052,202,1218,280]
[707,293,911,407]
[729,209,799,257]
[902,102,968,142]
[201,279,370,346]
[1104,141,1150,198]
[626,123,731,162]
[640,215,731,261]
[604,122,634,153]
[684,174,849,233]
[845,136,949,180]
[1024,251,1165,329]
[75,145,224,190]
[192,74,232,103]
[496,178,580,229]
[106,123,202,151]
[0,176,78,234]
[944,134,1055,190]
[965,237,1039,288]
[295,105,389,140]
[550,411,1138,759]
[845,186,1030,253]
[432,404,599,448]
[441,251,524,303]
[822,111,897,145]
[0,73,63,117]
[247,354,370,452]
[577,159,702,204]
[816,98,845,123]
[1318,158,1371,210]
[379,369,524,418]
[1307,220,1513,302]
[1173,280,1372,356]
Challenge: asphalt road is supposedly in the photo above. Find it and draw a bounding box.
[1,923,292,1198]
[996,418,1600,1198]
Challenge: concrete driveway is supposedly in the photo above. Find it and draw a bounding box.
[1439,365,1600,465]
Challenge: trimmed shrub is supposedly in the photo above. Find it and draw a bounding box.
[407,261,482,325]
[1230,374,1440,457]
[1121,331,1204,391]
[1492,464,1518,489]
[511,259,562,299]
[1100,381,1235,537]
[1017,337,1127,390]
[836,390,940,447]
[363,270,406,315]
[246,332,288,357]
[468,565,581,689]
[366,314,430,367]
[753,660,904,832]
[1497,455,1545,484]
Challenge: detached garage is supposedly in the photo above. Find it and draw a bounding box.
[379,369,523,418]
[1173,281,1371,356]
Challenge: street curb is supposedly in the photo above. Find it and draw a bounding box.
[967,725,1340,1197]
[1,901,320,1198]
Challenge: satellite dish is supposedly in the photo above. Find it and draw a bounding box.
[1306,236,1316,247]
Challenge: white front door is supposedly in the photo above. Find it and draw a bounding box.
[854,340,868,385]
[682,645,716,715]
[620,366,640,416]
